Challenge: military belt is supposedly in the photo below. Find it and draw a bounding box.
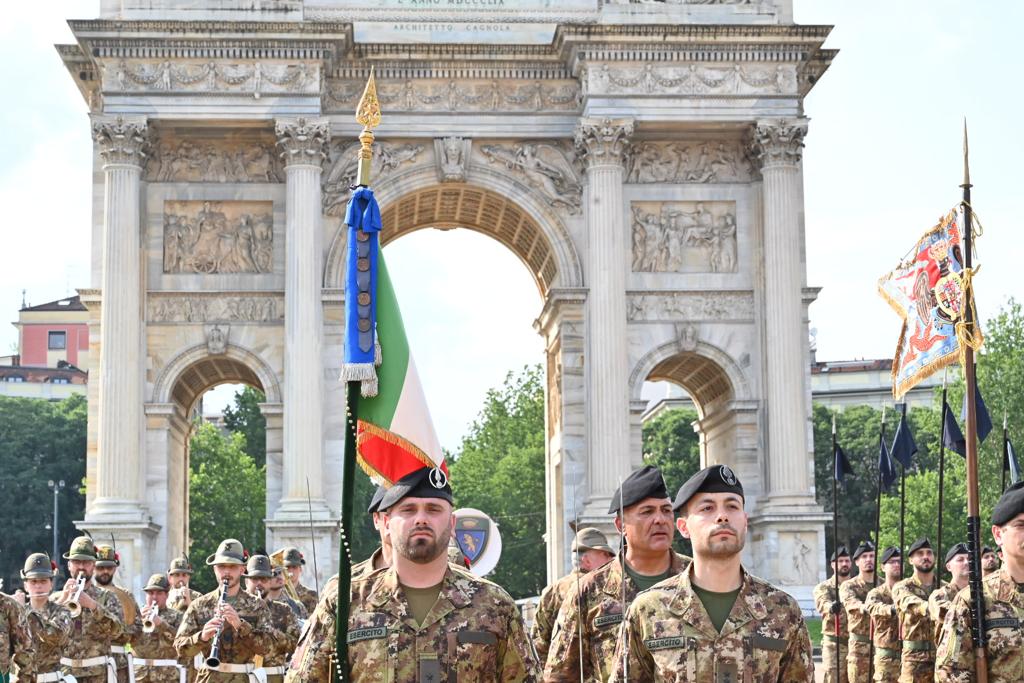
[109,646,136,683]
[902,640,935,652]
[198,661,261,683]
[134,658,186,683]
[876,647,901,658]
[34,673,75,683]
[822,634,845,643]
[60,655,116,683]
[849,633,871,644]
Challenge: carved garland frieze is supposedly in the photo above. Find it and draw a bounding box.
[627,141,753,183]
[479,142,582,215]
[101,59,320,97]
[149,296,283,323]
[163,200,274,275]
[627,291,754,322]
[323,141,425,215]
[146,138,283,183]
[631,201,737,273]
[324,78,580,113]
[584,63,797,96]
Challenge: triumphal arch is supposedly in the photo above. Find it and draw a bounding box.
[61,0,834,600]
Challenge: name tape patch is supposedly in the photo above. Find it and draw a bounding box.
[644,637,685,651]
[594,614,624,629]
[347,627,387,643]
[986,617,1020,630]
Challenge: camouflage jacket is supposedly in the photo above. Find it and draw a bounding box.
[0,593,34,677]
[133,605,184,683]
[51,582,125,677]
[351,547,387,581]
[263,599,301,667]
[892,574,937,659]
[610,566,814,683]
[285,564,539,683]
[168,588,204,613]
[271,593,307,621]
[928,581,964,645]
[293,583,318,615]
[21,600,71,676]
[864,583,899,650]
[107,583,143,669]
[812,579,849,637]
[531,569,582,668]
[935,567,1024,682]
[544,551,690,683]
[838,574,874,638]
[174,587,274,682]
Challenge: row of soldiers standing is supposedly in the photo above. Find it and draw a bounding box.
[0,537,320,682]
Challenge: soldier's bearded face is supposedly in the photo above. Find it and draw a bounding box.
[884,557,902,580]
[910,549,934,573]
[856,553,875,574]
[213,563,244,589]
[169,572,191,589]
[94,566,116,585]
[67,559,94,581]
[387,497,455,564]
[982,553,999,570]
[145,589,168,608]
[677,493,748,559]
[618,498,674,553]
[833,557,852,577]
[246,576,272,597]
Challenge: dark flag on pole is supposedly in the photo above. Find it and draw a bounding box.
[943,400,967,458]
[835,442,855,489]
[961,383,993,444]
[878,439,898,492]
[890,408,918,469]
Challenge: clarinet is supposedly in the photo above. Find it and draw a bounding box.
[205,578,230,668]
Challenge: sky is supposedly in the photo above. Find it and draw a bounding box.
[2,1,1021,450]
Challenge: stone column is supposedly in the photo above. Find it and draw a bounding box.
[274,118,330,516]
[751,119,814,505]
[574,118,634,508]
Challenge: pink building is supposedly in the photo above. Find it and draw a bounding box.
[14,296,90,372]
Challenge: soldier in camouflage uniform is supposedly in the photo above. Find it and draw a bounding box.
[266,565,306,621]
[865,546,902,682]
[531,527,613,667]
[95,544,143,682]
[277,549,318,615]
[133,574,187,683]
[174,539,274,682]
[243,556,300,683]
[1,559,35,683]
[839,541,876,683]
[285,466,539,682]
[981,544,1000,577]
[353,486,393,581]
[52,536,126,682]
[611,464,814,682]
[936,481,1024,681]
[892,537,937,683]
[167,556,203,614]
[814,545,851,683]
[13,553,69,683]
[546,465,690,683]
[928,543,968,644]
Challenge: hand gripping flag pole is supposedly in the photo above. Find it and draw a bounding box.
[333,70,382,683]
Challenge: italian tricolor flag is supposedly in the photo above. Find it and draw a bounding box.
[355,255,447,484]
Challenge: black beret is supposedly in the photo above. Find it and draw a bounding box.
[880,546,902,564]
[992,481,1024,526]
[982,546,995,555]
[831,545,850,562]
[608,465,670,514]
[672,465,744,513]
[378,467,453,511]
[852,541,875,560]
[368,485,387,514]
[944,542,969,564]
[908,537,932,556]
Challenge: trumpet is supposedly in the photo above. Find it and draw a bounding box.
[66,572,87,617]
[142,602,159,633]
[205,578,230,669]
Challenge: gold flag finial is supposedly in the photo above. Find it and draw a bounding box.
[355,68,382,187]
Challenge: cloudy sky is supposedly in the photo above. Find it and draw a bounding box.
[2,2,1020,450]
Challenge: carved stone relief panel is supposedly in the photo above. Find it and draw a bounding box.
[478,141,582,215]
[627,291,754,322]
[146,131,283,183]
[163,200,274,274]
[323,140,426,215]
[627,141,753,183]
[149,296,283,323]
[324,78,580,114]
[435,136,471,183]
[584,63,798,97]
[100,60,320,97]
[631,201,737,273]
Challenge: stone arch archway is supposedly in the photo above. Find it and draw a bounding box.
[152,342,282,409]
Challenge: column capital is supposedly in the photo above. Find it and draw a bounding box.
[275,117,330,168]
[750,118,808,169]
[91,115,149,168]
[574,117,634,169]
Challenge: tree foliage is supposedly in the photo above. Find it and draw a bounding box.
[449,365,546,599]
[642,407,701,556]
[221,386,267,468]
[188,422,266,593]
[0,394,87,587]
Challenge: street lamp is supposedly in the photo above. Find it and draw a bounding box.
[47,479,65,563]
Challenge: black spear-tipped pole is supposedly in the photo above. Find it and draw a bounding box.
[1002,412,1009,493]
[898,403,907,580]
[961,121,989,683]
[937,371,949,585]
[873,406,887,575]
[831,414,841,683]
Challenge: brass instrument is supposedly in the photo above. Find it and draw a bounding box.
[270,549,301,602]
[142,600,158,633]
[66,572,87,617]
[205,578,230,668]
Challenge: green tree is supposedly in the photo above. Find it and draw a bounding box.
[449,365,545,599]
[641,407,701,556]
[188,422,266,593]
[222,386,267,468]
[0,394,87,587]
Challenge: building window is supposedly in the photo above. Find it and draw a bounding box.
[51,377,70,384]
[48,331,67,350]
[4,376,25,383]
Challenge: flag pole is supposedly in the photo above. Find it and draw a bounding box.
[960,120,989,683]
[873,404,887,580]
[937,369,949,584]
[1002,411,1009,493]
[333,70,382,683]
[831,413,841,683]
[898,402,907,580]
